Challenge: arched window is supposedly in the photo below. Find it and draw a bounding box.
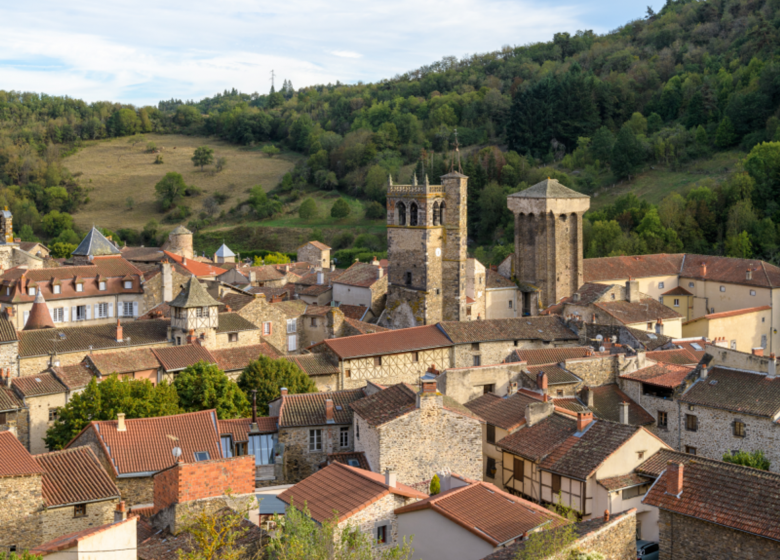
[439,201,446,225]
[432,202,440,226]
[410,202,418,226]
[397,202,406,226]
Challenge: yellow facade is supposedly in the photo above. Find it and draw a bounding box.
[682,307,772,353]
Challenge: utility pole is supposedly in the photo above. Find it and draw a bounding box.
[270,69,276,92]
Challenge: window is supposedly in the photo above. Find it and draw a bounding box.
[647,322,653,330]
[228,333,238,343]
[405,271,412,286]
[658,282,665,289]
[611,293,616,300]
[235,442,247,456]
[486,457,497,478]
[97,303,109,319]
[762,334,767,348]
[673,298,680,307]
[53,285,61,294]
[432,201,441,226]
[347,458,360,467]
[750,289,757,296]
[637,451,645,460]
[309,429,322,452]
[720,286,726,292]
[0,412,5,425]
[52,308,64,323]
[685,446,697,455]
[76,305,87,321]
[121,302,133,317]
[730,340,737,350]
[176,337,182,346]
[374,356,382,367]
[76,283,83,292]
[734,421,746,438]
[376,525,387,545]
[124,280,132,289]
[622,484,651,500]
[685,414,698,432]
[356,420,359,439]
[486,424,496,444]
[658,411,668,428]
[287,335,297,352]
[5,287,8,295]
[48,408,59,422]
[73,504,86,518]
[473,355,481,367]
[196,307,210,318]
[345,369,351,378]
[556,390,564,397]
[249,434,276,465]
[340,426,349,448]
[471,343,480,351]
[310,318,317,327]
[99,281,106,291]
[263,322,272,335]
[221,436,234,458]
[28,287,35,296]
[409,202,418,226]
[551,474,561,494]
[412,352,419,363]
[688,282,694,288]
[513,457,524,481]
[194,452,210,461]
[286,319,296,333]
[397,202,406,226]
[483,384,494,395]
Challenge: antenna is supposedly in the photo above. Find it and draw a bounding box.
[454,128,462,173]
[270,69,276,90]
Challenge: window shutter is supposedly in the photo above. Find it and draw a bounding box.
[86,305,91,320]
[71,307,77,322]
[63,307,69,322]
[108,302,114,318]
[23,311,29,327]
[133,302,138,317]
[49,307,55,321]
[117,303,123,318]
[269,322,273,336]
[94,304,99,319]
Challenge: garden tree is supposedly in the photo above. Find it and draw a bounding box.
[49,242,77,259]
[45,376,180,450]
[429,474,441,495]
[715,116,738,148]
[18,224,38,242]
[0,552,42,560]
[55,229,81,245]
[330,198,351,219]
[237,355,317,416]
[267,502,414,560]
[177,494,260,560]
[298,198,318,220]
[174,362,249,419]
[41,210,74,238]
[192,146,214,171]
[155,172,188,210]
[610,124,644,180]
[253,252,291,265]
[262,145,281,158]
[723,450,770,470]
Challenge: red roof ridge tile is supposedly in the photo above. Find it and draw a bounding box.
[683,305,772,324]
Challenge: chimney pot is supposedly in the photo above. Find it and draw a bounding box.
[603,509,610,522]
[280,387,288,396]
[117,413,126,432]
[700,262,707,276]
[667,462,684,496]
[620,401,630,425]
[700,365,708,379]
[325,399,334,423]
[753,348,764,357]
[114,501,127,523]
[576,411,593,432]
[384,469,396,488]
[769,355,777,379]
[116,319,123,342]
[536,371,548,392]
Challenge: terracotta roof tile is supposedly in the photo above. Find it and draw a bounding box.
[289,353,339,376]
[322,324,452,359]
[597,472,651,492]
[342,317,388,335]
[304,305,331,316]
[620,363,693,389]
[71,409,222,476]
[217,417,277,442]
[507,347,594,366]
[661,286,692,296]
[12,373,67,397]
[299,241,331,251]
[34,447,119,507]
[569,282,612,305]
[526,364,580,385]
[635,448,697,478]
[163,251,226,277]
[594,298,681,325]
[338,304,370,320]
[0,316,17,343]
[85,349,161,376]
[464,392,540,431]
[0,431,42,477]
[684,305,771,325]
[496,413,578,462]
[210,343,282,372]
[278,388,365,427]
[152,345,216,373]
[0,386,23,412]
[584,254,685,282]
[587,384,655,426]
[681,254,780,288]
[332,262,384,288]
[486,269,516,290]
[216,312,259,333]
[218,293,255,312]
[440,317,577,345]
[672,339,707,361]
[679,367,780,417]
[350,384,417,426]
[278,462,426,523]
[395,481,565,545]
[643,458,780,541]
[247,265,287,282]
[646,348,699,365]
[51,363,95,390]
[324,451,371,471]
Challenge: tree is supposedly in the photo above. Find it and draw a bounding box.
[725,231,753,258]
[49,242,77,259]
[267,501,414,560]
[174,362,249,419]
[715,116,738,148]
[203,196,220,218]
[18,224,38,242]
[744,142,780,210]
[215,157,228,172]
[254,252,291,265]
[126,196,135,210]
[723,450,771,471]
[610,124,644,180]
[192,146,214,171]
[41,210,74,238]
[331,198,351,219]
[237,356,316,416]
[590,126,615,164]
[262,145,281,158]
[155,172,188,210]
[0,552,43,560]
[177,495,260,560]
[364,201,385,220]
[299,198,318,220]
[45,376,180,450]
[429,474,441,495]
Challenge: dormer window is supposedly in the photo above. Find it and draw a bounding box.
[124,281,132,289]
[53,285,61,294]
[76,283,83,292]
[5,287,9,296]
[28,287,35,297]
[99,281,106,291]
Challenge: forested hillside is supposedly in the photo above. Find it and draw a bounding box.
[1,0,780,263]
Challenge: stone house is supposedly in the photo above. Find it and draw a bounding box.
[297,240,331,269]
[496,409,670,541]
[11,373,68,454]
[395,475,565,560]
[81,349,161,385]
[0,381,28,447]
[67,409,224,505]
[643,452,780,558]
[269,387,366,484]
[210,342,283,379]
[278,461,426,551]
[332,261,388,320]
[351,376,483,486]
[682,305,772,352]
[435,362,526,404]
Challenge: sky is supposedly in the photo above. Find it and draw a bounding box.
[0,1,664,106]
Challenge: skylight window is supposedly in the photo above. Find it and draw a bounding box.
[194,452,210,461]
[647,333,657,340]
[691,343,703,351]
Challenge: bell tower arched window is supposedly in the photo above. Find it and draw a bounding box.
[410,202,418,226]
[439,201,446,225]
[397,202,406,226]
[432,202,440,226]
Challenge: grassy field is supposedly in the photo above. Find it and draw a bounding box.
[66,134,300,231]
[590,150,744,211]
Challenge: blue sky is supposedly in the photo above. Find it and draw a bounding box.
[0,1,664,106]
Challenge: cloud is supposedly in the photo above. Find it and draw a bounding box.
[330,51,362,59]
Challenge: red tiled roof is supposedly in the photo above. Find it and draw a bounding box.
[337,304,369,320]
[152,345,216,372]
[304,305,331,316]
[12,373,66,397]
[163,251,226,277]
[597,472,651,492]
[278,462,426,523]
[680,254,780,288]
[683,305,771,325]
[394,481,565,546]
[679,367,780,417]
[0,386,23,412]
[584,254,685,282]
[51,363,95,390]
[620,363,694,388]
[0,431,42,477]
[86,349,161,375]
[30,517,136,556]
[635,448,696,478]
[587,384,655,426]
[594,298,681,325]
[321,324,452,359]
[333,262,384,288]
[486,269,516,290]
[24,294,55,330]
[643,458,780,541]
[439,317,578,345]
[646,348,699,365]
[278,388,365,427]
[34,447,119,507]
[299,240,331,251]
[672,339,707,361]
[324,451,371,471]
[69,409,222,476]
[210,343,282,372]
[289,353,339,376]
[496,413,578,462]
[217,417,277,442]
[464,392,540,431]
[507,346,594,366]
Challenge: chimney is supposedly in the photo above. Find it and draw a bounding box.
[115,319,123,342]
[420,373,438,395]
[114,501,127,523]
[752,348,764,357]
[325,399,334,424]
[117,413,126,432]
[584,386,594,408]
[248,270,257,284]
[186,329,198,345]
[5,307,12,319]
[377,267,384,279]
[525,401,554,427]
[700,364,708,379]
[747,269,753,281]
[625,277,640,303]
[603,510,610,522]
[182,256,187,265]
[317,270,324,285]
[700,262,707,277]
[769,354,777,379]
[330,261,336,272]
[620,401,630,425]
[572,292,580,302]
[576,411,593,432]
[372,256,379,266]
[280,387,288,397]
[384,469,396,488]
[666,462,683,496]
[162,262,173,302]
[536,371,548,394]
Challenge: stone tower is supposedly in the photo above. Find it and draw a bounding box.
[0,207,12,243]
[163,225,194,260]
[385,172,468,328]
[507,178,590,314]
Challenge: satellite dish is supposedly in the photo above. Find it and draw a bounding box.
[599,346,606,352]
[596,334,603,341]
[172,447,182,459]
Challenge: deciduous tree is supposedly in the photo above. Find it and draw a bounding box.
[174,362,249,419]
[192,146,214,171]
[237,356,316,416]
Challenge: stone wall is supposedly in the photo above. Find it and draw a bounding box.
[116,477,154,506]
[705,344,771,372]
[619,379,679,449]
[298,244,329,268]
[336,493,410,552]
[340,347,450,390]
[437,363,524,404]
[0,474,44,551]
[278,424,353,484]
[19,341,171,377]
[568,509,637,560]
[658,509,780,560]
[354,414,381,473]
[451,340,578,369]
[0,341,18,376]
[41,499,118,542]
[0,409,31,451]
[26,392,67,454]
[441,174,468,322]
[142,265,188,313]
[370,275,388,318]
[213,330,262,350]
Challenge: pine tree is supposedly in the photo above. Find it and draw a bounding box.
[611,124,644,180]
[715,116,738,148]
[591,126,615,164]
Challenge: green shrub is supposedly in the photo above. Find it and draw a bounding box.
[331,198,351,219]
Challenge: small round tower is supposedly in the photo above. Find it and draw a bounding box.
[164,225,193,260]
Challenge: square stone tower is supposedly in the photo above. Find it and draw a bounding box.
[507,178,590,313]
[385,172,468,328]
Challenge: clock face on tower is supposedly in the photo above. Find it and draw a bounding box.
[435,248,441,257]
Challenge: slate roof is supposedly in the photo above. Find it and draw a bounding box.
[85,349,161,376]
[289,353,339,376]
[320,324,452,359]
[508,178,589,199]
[679,367,780,417]
[72,227,121,257]
[210,343,283,372]
[34,447,120,507]
[486,269,516,289]
[278,462,426,523]
[496,413,578,462]
[69,409,222,476]
[683,305,771,325]
[152,345,216,373]
[620,363,693,388]
[19,319,170,357]
[439,316,578,345]
[526,364,580,385]
[0,431,42,477]
[216,312,258,333]
[587,384,655,426]
[646,348,699,365]
[464,392,540,431]
[12,373,67,397]
[168,277,221,308]
[277,388,365,427]
[51,363,95,390]
[351,383,479,426]
[507,347,594,366]
[217,417,278,442]
[0,386,23,412]
[214,244,235,258]
[332,262,384,288]
[643,457,780,541]
[594,298,681,325]
[395,481,565,546]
